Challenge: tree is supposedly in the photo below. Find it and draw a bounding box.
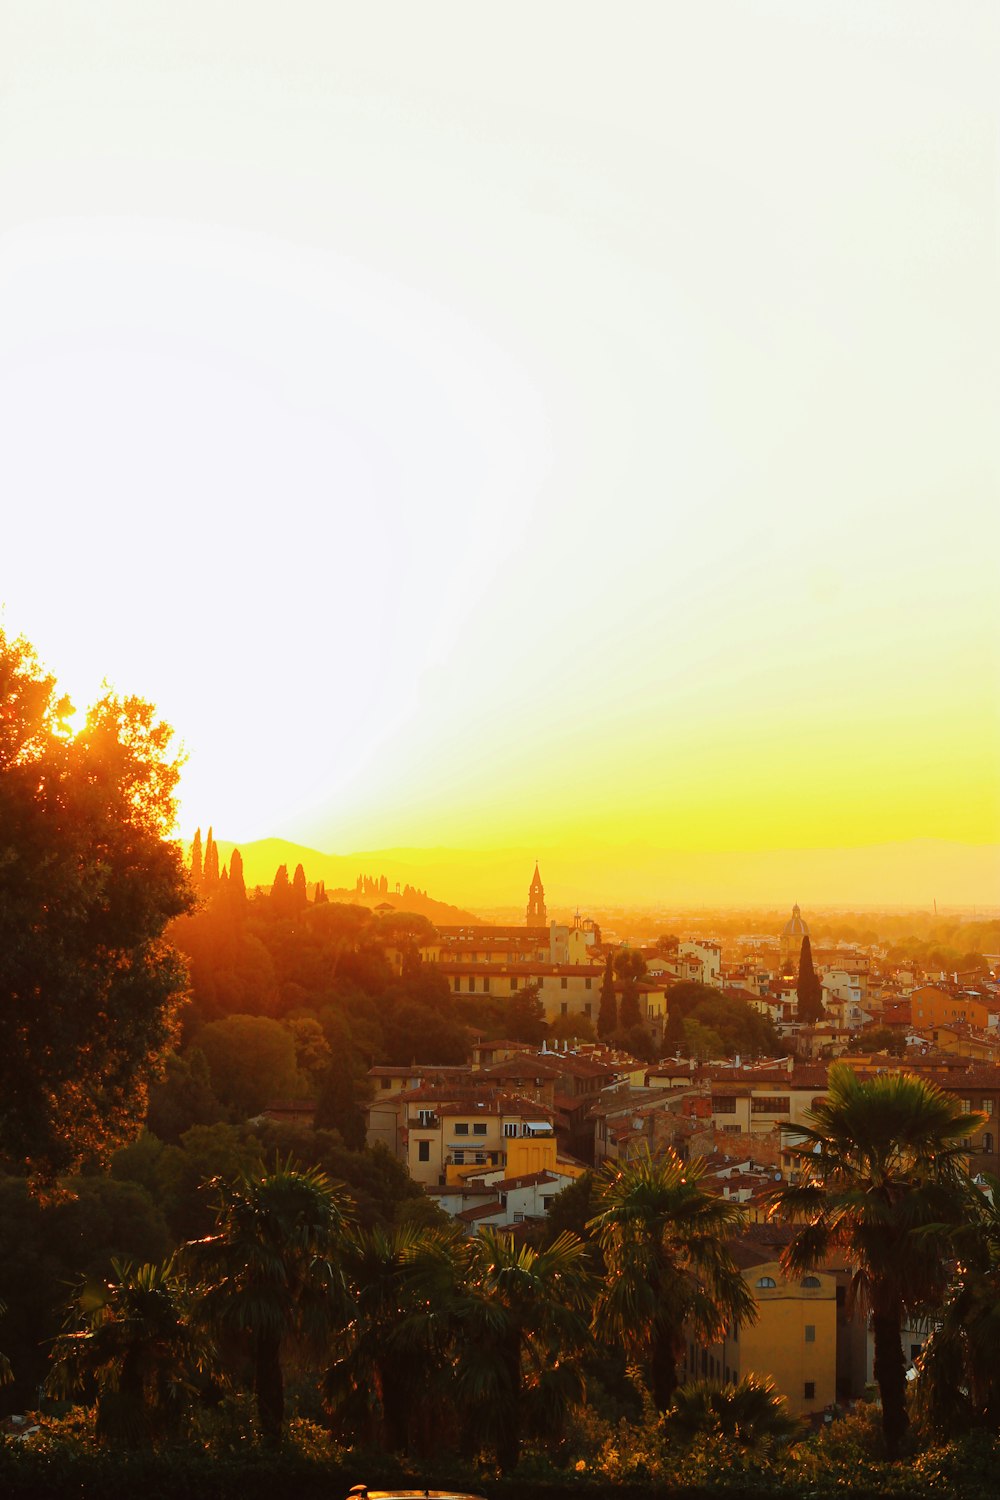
[795,936,825,1024]
[187,1159,347,1448]
[48,1257,214,1449]
[598,953,618,1038]
[291,863,309,910]
[324,1222,440,1452]
[615,950,647,1030]
[446,1227,593,1474]
[196,1015,300,1119]
[0,630,195,1185]
[314,1049,368,1149]
[190,828,203,887]
[203,827,219,889]
[228,847,247,904]
[589,1147,755,1412]
[682,1018,725,1062]
[771,1064,978,1459]
[506,983,547,1045]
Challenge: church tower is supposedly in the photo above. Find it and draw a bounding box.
[526,862,547,927]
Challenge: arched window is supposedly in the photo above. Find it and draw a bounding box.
[756,1276,777,1289]
[801,1275,821,1288]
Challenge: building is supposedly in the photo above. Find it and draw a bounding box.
[526,861,547,926]
[780,904,809,971]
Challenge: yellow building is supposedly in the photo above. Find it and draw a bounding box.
[685,1227,837,1417]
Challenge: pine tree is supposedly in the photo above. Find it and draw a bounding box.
[597,953,618,1038]
[271,864,292,918]
[796,936,825,1024]
[190,827,203,887]
[203,827,219,889]
[291,863,308,910]
[314,880,328,905]
[229,847,247,903]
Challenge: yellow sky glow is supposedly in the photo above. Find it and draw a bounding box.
[1,2,997,907]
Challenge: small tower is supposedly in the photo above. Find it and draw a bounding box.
[780,902,809,971]
[526,861,547,927]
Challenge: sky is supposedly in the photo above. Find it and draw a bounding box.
[1,2,997,906]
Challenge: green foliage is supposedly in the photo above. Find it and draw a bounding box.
[145,1049,226,1143]
[597,954,617,1038]
[614,951,647,1031]
[664,1376,801,1448]
[664,982,779,1059]
[0,631,195,1186]
[196,1016,302,1118]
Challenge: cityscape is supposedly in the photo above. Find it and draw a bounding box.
[1,2,997,1497]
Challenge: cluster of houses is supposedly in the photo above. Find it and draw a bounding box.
[361,870,1000,1422]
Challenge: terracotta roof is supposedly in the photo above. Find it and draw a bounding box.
[456,1201,506,1223]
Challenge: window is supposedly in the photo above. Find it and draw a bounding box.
[473,1122,487,1136]
[537,976,544,987]
[504,1122,518,1137]
[751,1096,790,1113]
[417,1140,430,1162]
[454,1123,469,1135]
[453,1150,464,1164]
[805,1324,816,1343]
[379,1078,391,1089]
[541,1197,553,1212]
[585,977,592,990]
[984,1133,994,1154]
[584,1002,592,1016]
[510,977,518,991]
[804,1382,815,1400]
[962,1098,972,1113]
[756,1276,777,1289]
[453,978,461,993]
[723,1124,742,1135]
[468,977,476,992]
[474,1152,487,1164]
[417,1109,436,1126]
[483,977,490,992]
[561,976,568,989]
[801,1276,821,1288]
[713,1096,737,1114]
[560,1002,568,1016]
[985,1099,995,1116]
[513,1212,524,1223]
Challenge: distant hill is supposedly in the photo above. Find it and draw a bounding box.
[212,838,481,926]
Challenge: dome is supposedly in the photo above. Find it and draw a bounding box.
[781,903,809,939]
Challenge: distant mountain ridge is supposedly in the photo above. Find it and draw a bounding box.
[212,837,481,925]
[207,836,1000,912]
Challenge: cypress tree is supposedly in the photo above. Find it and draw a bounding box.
[314,879,328,905]
[796,935,825,1024]
[271,864,292,917]
[597,953,618,1037]
[616,950,646,1030]
[203,826,219,888]
[291,863,308,910]
[190,827,203,886]
[229,847,247,902]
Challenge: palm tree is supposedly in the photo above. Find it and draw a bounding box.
[186,1157,347,1448]
[421,1226,592,1475]
[588,1147,755,1412]
[917,1172,1000,1434]
[770,1064,978,1459]
[47,1258,213,1448]
[324,1221,440,1452]
[664,1374,801,1448]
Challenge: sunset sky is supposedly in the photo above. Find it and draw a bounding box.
[2,3,997,906]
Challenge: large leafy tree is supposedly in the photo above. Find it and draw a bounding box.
[0,631,194,1186]
[48,1258,214,1449]
[588,1147,755,1412]
[186,1159,347,1448]
[771,1064,978,1459]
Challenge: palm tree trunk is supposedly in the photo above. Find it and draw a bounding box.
[254,1329,284,1449]
[650,1328,679,1413]
[379,1360,409,1453]
[872,1308,908,1460]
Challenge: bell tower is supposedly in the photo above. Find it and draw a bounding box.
[526,861,547,927]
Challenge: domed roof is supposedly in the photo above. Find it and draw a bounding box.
[781,903,809,939]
